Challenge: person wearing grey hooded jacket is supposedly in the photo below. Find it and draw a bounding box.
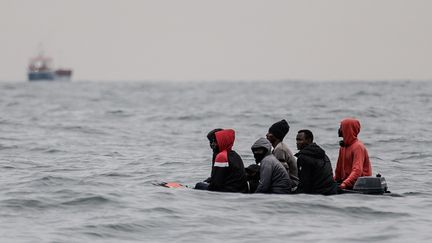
[251,138,292,194]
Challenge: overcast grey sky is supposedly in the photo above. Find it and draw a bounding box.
[1,0,431,81]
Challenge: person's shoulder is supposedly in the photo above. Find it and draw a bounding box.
[296,152,312,165]
[272,143,281,152]
[260,154,273,165]
[281,142,293,153]
[227,150,243,163]
[228,149,240,156]
[271,155,288,171]
[266,154,281,165]
[282,143,294,159]
[351,140,367,151]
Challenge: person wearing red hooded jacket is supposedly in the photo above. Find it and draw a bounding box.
[335,118,372,190]
[207,129,248,192]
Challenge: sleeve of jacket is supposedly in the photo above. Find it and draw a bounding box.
[334,148,343,181]
[208,151,229,191]
[297,156,313,193]
[341,146,365,189]
[255,160,272,193]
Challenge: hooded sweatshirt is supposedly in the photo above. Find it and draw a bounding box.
[295,143,337,195]
[208,129,248,192]
[252,138,292,194]
[335,118,372,189]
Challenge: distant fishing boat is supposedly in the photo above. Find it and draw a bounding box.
[27,52,73,81]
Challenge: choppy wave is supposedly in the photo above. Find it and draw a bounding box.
[61,196,113,206]
[1,198,52,210]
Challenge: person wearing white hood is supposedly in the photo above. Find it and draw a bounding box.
[251,138,292,194]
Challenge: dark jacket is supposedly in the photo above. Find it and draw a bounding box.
[245,164,260,193]
[252,138,292,194]
[208,129,248,192]
[295,143,337,195]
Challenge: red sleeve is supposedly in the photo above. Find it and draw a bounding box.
[341,146,365,189]
[334,149,343,181]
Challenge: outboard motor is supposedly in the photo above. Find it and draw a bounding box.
[352,174,390,194]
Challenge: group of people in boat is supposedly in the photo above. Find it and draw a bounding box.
[195,118,372,195]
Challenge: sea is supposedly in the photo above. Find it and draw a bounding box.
[0,80,431,242]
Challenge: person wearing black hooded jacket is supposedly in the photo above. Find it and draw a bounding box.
[195,128,247,192]
[295,130,338,195]
[208,129,248,192]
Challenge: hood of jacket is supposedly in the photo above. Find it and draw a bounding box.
[251,137,272,156]
[297,143,325,159]
[215,129,235,151]
[340,118,360,146]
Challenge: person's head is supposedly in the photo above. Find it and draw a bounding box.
[251,147,268,164]
[214,129,235,152]
[251,137,272,164]
[266,119,290,145]
[207,128,223,152]
[296,129,314,150]
[339,118,361,146]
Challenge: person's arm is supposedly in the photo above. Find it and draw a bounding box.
[255,161,272,193]
[341,146,365,189]
[204,152,219,183]
[287,154,298,180]
[273,147,290,172]
[208,152,229,191]
[334,149,343,182]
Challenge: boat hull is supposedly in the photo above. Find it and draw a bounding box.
[28,71,55,81]
[28,71,71,81]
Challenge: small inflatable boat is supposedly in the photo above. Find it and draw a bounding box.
[158,174,391,195]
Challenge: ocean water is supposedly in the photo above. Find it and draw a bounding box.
[0,80,431,242]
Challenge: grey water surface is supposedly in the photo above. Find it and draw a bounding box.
[1,80,431,242]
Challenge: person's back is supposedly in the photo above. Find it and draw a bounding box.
[252,138,292,194]
[335,118,372,189]
[208,129,248,192]
[273,142,299,188]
